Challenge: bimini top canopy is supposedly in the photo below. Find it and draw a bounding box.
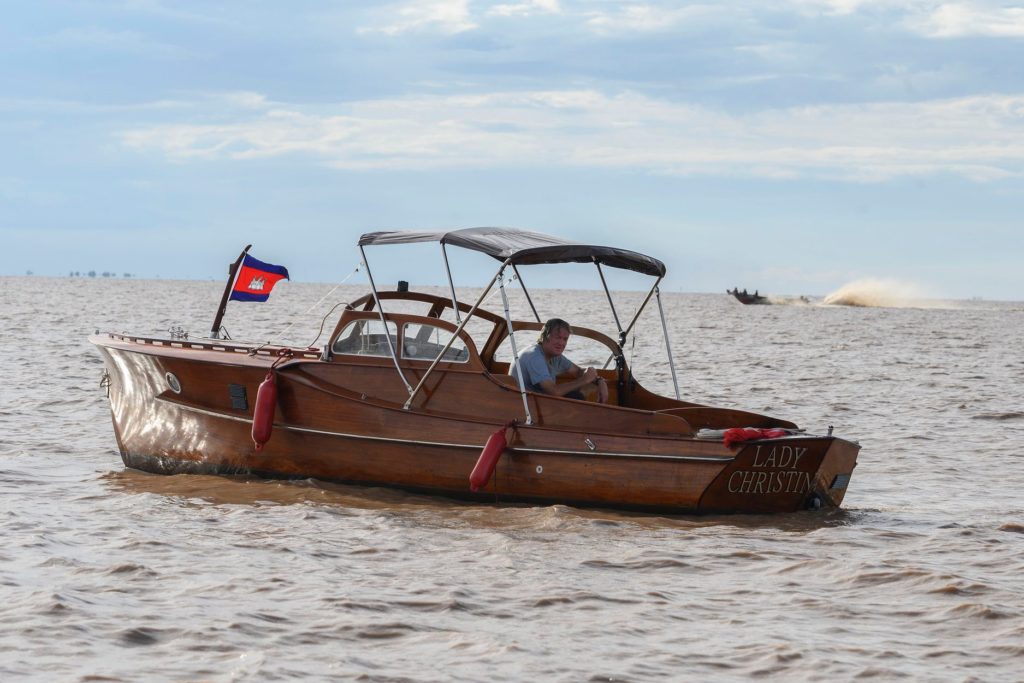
[358,227,666,278]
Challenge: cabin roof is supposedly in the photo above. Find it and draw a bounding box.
[358,227,666,277]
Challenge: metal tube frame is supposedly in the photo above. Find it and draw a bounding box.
[403,261,510,410]
[359,245,413,395]
[623,276,661,340]
[362,239,679,410]
[441,243,461,324]
[601,276,661,369]
[500,272,534,424]
[511,264,541,323]
[655,285,681,400]
[595,261,623,341]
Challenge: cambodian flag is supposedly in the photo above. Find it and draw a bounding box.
[229,254,290,302]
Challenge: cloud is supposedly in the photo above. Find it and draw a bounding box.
[358,0,477,35]
[910,2,1024,38]
[583,3,729,34]
[489,0,561,17]
[0,91,269,116]
[357,0,729,35]
[215,91,274,110]
[119,89,1024,182]
[793,0,1024,37]
[788,0,902,16]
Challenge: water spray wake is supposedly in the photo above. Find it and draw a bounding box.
[766,295,813,306]
[823,278,931,308]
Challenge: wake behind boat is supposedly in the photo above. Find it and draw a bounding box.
[91,228,859,514]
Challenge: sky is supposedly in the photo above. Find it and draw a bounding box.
[1,0,1022,299]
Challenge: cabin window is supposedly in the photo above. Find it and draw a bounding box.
[401,323,469,363]
[332,319,399,357]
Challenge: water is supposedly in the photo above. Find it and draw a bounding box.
[2,275,1022,682]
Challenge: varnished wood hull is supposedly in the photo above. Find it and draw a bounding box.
[91,333,858,514]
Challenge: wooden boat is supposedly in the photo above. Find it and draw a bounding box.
[91,228,859,514]
[728,287,769,305]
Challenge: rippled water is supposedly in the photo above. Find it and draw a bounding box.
[2,276,1022,681]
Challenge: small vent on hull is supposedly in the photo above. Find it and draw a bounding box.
[829,473,851,490]
[229,384,248,411]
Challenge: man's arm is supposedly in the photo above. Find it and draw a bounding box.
[536,360,600,397]
[568,360,609,403]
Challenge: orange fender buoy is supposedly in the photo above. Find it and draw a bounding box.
[252,372,277,451]
[469,423,511,492]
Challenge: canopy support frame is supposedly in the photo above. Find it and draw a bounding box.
[511,264,541,323]
[402,261,510,411]
[655,285,681,400]
[601,276,662,370]
[358,228,679,411]
[359,245,413,396]
[441,244,462,325]
[595,260,624,345]
[499,272,534,424]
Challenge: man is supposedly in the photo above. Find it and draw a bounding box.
[509,318,609,403]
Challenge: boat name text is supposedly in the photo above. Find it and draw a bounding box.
[727,445,811,495]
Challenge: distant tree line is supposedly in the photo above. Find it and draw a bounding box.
[66,271,134,278]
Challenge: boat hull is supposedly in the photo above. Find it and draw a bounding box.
[93,334,858,514]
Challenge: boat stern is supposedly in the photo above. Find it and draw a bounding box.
[697,435,860,513]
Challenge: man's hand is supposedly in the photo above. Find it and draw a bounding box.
[581,367,609,403]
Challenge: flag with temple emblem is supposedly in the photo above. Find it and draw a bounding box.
[229,254,290,302]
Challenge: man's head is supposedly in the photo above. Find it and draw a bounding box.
[538,318,572,358]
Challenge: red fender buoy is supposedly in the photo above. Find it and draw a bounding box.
[469,423,511,492]
[252,371,277,451]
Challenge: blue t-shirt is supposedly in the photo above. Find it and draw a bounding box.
[510,344,573,392]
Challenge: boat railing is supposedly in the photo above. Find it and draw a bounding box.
[97,333,322,359]
[346,290,508,326]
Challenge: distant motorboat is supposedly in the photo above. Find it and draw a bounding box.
[727,287,769,305]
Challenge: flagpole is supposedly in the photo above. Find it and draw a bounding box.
[210,244,252,339]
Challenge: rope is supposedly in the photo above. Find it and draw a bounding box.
[482,272,518,306]
[270,348,294,369]
[298,300,348,349]
[269,263,362,347]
